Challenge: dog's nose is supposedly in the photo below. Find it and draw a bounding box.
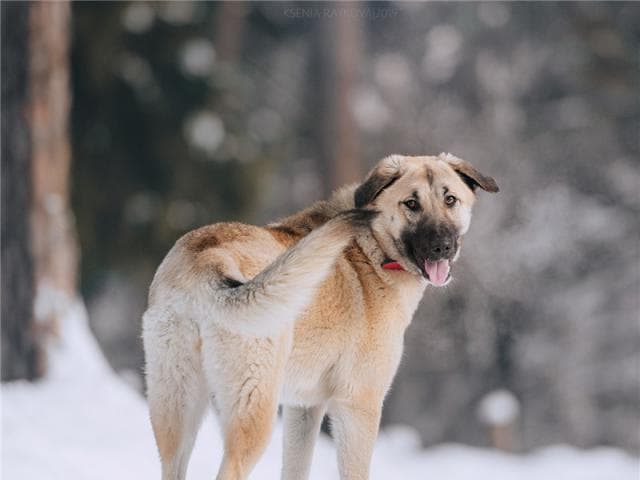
[413,220,458,261]
[431,239,453,257]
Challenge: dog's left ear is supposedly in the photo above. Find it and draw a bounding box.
[442,154,499,193]
[354,155,404,208]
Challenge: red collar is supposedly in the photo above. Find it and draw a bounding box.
[382,261,405,271]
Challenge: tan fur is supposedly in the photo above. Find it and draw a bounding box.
[154,419,179,464]
[143,154,498,480]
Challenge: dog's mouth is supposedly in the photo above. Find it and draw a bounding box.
[388,233,455,286]
[422,259,451,286]
[381,256,452,287]
[408,244,454,287]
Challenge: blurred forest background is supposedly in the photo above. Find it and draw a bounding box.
[4,1,639,455]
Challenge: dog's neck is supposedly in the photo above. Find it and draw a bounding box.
[354,227,426,288]
[349,228,427,326]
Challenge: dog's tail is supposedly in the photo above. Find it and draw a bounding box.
[205,209,376,337]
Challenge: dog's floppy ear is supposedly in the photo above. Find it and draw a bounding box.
[354,155,404,207]
[441,153,499,193]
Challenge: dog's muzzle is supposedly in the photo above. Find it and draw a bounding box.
[402,221,458,286]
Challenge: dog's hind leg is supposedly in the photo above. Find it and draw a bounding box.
[281,404,327,480]
[201,332,287,480]
[144,310,208,480]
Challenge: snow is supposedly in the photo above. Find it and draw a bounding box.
[2,300,639,480]
[478,389,520,426]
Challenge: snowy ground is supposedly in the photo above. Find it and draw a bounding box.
[2,301,639,479]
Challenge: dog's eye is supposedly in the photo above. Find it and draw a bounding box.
[403,199,420,211]
[445,194,457,207]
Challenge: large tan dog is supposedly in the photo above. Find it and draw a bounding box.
[143,153,498,480]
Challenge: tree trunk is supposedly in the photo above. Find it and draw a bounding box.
[314,2,364,195]
[1,2,37,381]
[1,1,76,381]
[214,2,247,64]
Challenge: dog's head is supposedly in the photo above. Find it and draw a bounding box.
[354,153,499,286]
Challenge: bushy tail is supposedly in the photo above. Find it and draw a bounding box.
[209,209,376,337]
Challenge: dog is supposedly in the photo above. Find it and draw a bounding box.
[142,153,498,480]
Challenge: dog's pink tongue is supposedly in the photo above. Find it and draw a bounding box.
[424,259,450,286]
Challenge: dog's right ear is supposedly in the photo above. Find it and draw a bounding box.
[354,155,404,208]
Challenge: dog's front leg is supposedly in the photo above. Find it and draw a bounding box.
[329,398,382,480]
[281,403,327,480]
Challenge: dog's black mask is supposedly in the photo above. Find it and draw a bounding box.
[401,220,458,274]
